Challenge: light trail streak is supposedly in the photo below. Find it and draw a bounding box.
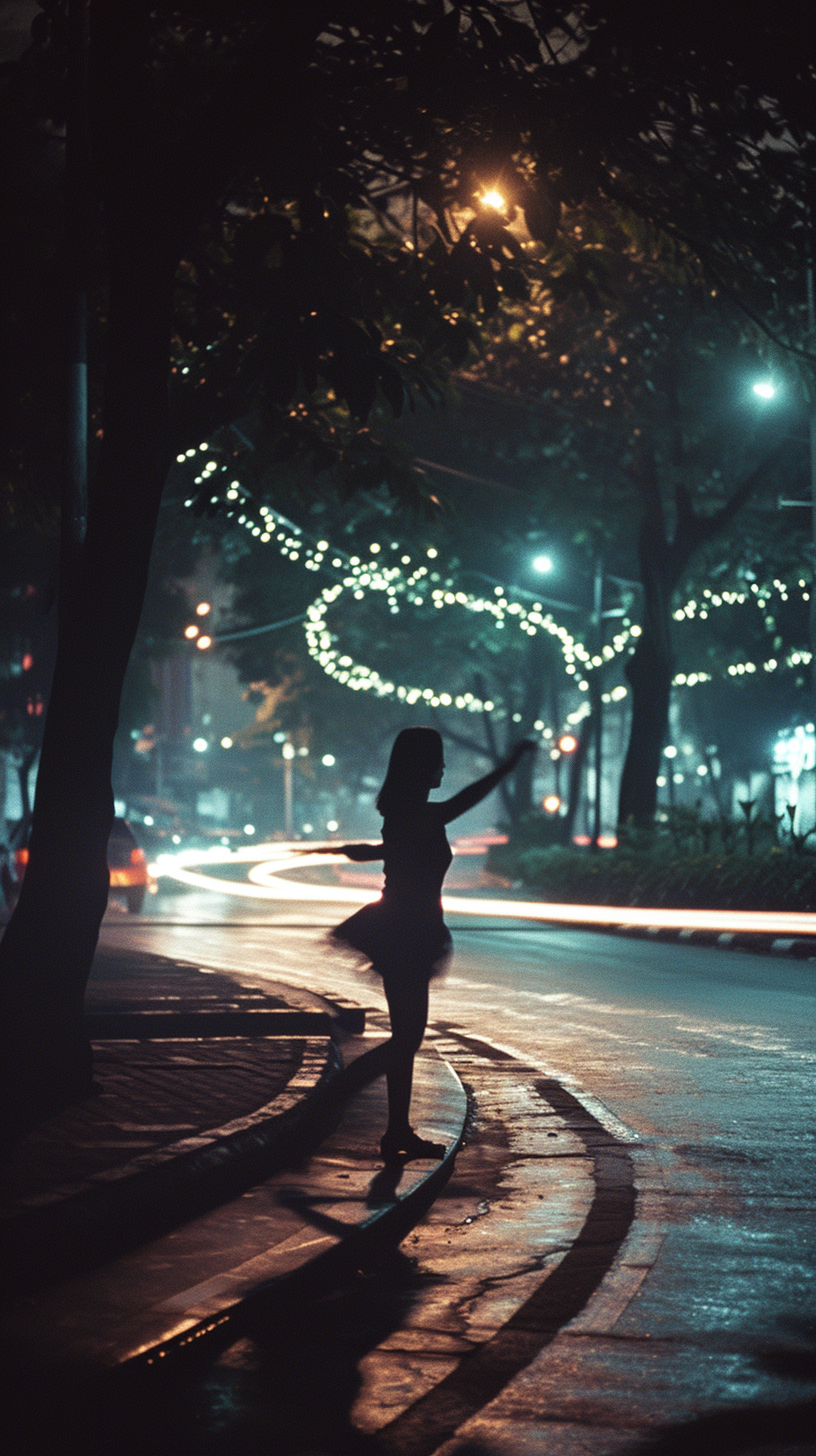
[149,844,816,938]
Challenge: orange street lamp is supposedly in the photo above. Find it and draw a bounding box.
[480,189,505,211]
[558,733,578,754]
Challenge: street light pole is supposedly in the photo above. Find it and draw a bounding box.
[282,741,295,837]
[591,558,603,849]
[781,266,816,712]
[807,263,816,713]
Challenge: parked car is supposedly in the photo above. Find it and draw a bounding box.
[106,817,150,913]
[11,816,150,914]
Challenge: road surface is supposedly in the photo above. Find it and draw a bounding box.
[98,888,816,1453]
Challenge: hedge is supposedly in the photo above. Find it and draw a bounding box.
[487,841,816,913]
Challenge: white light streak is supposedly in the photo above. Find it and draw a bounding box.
[149,846,816,937]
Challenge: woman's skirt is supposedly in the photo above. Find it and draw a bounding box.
[330,896,452,979]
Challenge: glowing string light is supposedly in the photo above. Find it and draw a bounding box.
[299,557,641,716]
[672,579,812,683]
[177,451,813,705]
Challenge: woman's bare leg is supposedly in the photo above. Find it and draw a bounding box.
[385,1052,414,1139]
[382,972,429,1140]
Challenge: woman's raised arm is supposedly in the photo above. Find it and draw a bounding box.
[436,741,536,825]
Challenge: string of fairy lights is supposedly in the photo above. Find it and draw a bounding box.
[179,442,813,730]
[302,558,642,713]
[671,580,813,682]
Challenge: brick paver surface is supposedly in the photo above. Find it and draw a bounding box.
[3,1037,306,1198]
[2,945,308,1204]
[85,946,291,1013]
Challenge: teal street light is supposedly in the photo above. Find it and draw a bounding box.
[752,379,777,401]
[532,554,553,574]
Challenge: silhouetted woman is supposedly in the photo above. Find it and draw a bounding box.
[334,727,535,1163]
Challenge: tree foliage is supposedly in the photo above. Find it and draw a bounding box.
[6,1,814,519]
[2,0,814,1129]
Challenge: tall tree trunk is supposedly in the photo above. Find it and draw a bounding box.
[0,235,175,1131]
[0,2,330,1138]
[563,709,593,843]
[617,447,674,828]
[617,632,673,826]
[615,443,776,829]
[471,634,548,831]
[510,630,549,825]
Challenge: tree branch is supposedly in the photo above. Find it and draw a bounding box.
[670,441,788,580]
[701,443,788,538]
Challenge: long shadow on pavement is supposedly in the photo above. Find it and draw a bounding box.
[5,1245,435,1455]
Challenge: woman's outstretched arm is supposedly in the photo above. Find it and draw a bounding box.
[339,842,384,861]
[436,741,536,824]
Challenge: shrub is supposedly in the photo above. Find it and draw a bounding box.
[489,810,816,912]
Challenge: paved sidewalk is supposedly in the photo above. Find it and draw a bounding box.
[1,1043,465,1381]
[1,948,350,1298]
[0,943,468,1399]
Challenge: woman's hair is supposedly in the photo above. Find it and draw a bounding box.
[376,727,443,814]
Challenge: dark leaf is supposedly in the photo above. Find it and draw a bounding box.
[434,317,471,368]
[233,213,293,272]
[492,12,545,65]
[378,358,405,417]
[497,264,528,300]
[523,187,560,246]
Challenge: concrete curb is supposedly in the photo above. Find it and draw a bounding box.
[0,1032,343,1300]
[120,1048,469,1378]
[610,922,816,958]
[0,1045,469,1390]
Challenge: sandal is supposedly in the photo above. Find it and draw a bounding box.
[380,1128,446,1163]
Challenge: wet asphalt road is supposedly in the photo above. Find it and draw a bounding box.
[98,888,816,1452]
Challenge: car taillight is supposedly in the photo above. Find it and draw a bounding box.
[130,847,146,866]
